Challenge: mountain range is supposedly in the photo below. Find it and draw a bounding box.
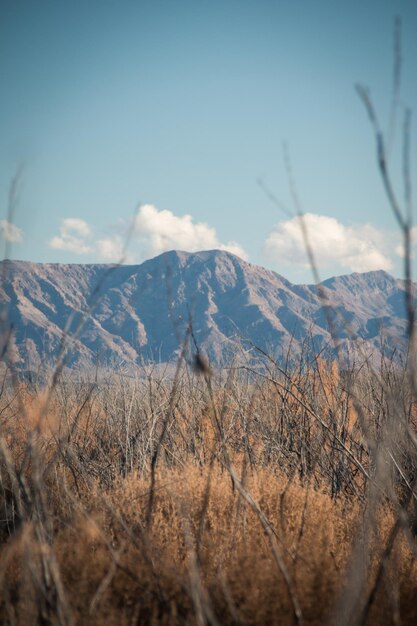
[0,250,414,371]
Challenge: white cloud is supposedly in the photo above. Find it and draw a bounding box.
[62,218,91,238]
[48,206,247,263]
[0,220,23,243]
[265,213,392,273]
[49,218,92,254]
[133,204,248,260]
[96,235,135,263]
[395,226,417,259]
[219,241,248,259]
[395,243,406,259]
[49,218,128,261]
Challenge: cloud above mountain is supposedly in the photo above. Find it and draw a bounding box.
[48,205,248,262]
[49,218,92,254]
[0,220,23,243]
[395,226,417,259]
[133,204,248,260]
[265,213,392,273]
[96,235,126,261]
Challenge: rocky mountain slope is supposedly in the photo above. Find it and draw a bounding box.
[0,250,413,370]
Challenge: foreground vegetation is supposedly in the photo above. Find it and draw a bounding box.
[1,352,417,625]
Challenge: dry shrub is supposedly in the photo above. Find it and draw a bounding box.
[0,361,417,625]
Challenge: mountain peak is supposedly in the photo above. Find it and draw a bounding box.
[1,252,412,369]
[321,269,397,292]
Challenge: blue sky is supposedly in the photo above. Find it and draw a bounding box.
[1,0,416,282]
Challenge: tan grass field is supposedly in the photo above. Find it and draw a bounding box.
[1,359,417,625]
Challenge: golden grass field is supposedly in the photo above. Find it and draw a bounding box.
[1,357,417,625]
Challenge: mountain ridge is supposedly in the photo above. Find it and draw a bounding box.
[0,250,413,369]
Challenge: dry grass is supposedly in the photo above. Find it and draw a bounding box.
[1,358,417,625]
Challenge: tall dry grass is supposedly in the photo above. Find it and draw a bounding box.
[1,355,417,625]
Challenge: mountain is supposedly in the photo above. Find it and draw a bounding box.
[0,250,414,370]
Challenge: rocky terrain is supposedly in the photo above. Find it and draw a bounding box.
[0,250,413,370]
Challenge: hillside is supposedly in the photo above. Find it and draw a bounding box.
[0,250,413,369]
